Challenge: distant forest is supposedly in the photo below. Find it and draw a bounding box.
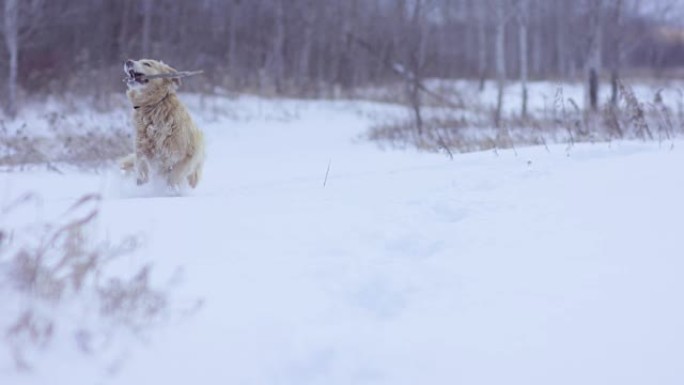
[2,0,683,99]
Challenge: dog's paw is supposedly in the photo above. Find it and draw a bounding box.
[167,184,182,196]
[188,172,199,189]
[119,154,136,173]
[136,174,149,185]
[136,160,150,185]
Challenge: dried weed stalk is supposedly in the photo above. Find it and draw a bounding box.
[0,194,170,371]
[368,81,682,154]
[619,82,654,140]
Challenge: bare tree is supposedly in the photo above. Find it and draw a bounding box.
[225,0,240,82]
[296,0,316,89]
[609,0,624,106]
[2,0,45,116]
[406,0,430,135]
[517,0,530,119]
[585,0,604,113]
[494,0,509,127]
[3,0,19,117]
[141,0,153,56]
[554,0,570,78]
[265,0,286,93]
[476,0,489,91]
[0,0,678,109]
[118,0,133,58]
[530,0,544,77]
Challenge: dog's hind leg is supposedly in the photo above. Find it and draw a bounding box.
[167,155,195,188]
[186,130,205,189]
[187,163,202,188]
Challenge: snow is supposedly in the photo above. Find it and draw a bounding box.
[2,95,684,385]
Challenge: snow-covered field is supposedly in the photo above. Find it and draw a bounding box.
[2,95,684,385]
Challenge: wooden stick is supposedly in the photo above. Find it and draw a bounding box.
[141,70,204,80]
[124,70,204,83]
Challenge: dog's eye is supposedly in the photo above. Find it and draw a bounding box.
[143,62,152,67]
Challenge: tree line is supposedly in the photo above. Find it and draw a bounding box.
[1,0,682,116]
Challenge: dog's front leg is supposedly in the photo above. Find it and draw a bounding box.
[135,124,154,185]
[135,145,151,185]
[136,158,150,185]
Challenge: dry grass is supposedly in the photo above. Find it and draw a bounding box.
[0,93,134,171]
[0,115,133,171]
[367,81,683,155]
[0,193,176,371]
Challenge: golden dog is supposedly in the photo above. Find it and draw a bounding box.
[120,59,204,189]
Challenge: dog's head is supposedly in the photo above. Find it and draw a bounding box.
[124,59,181,90]
[125,59,181,107]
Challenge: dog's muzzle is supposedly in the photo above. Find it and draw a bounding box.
[124,61,148,85]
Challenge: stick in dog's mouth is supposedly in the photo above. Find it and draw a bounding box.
[123,69,203,84]
[127,69,149,84]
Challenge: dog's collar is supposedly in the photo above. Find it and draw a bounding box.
[132,92,170,111]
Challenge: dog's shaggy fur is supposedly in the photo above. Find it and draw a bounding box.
[120,59,204,189]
